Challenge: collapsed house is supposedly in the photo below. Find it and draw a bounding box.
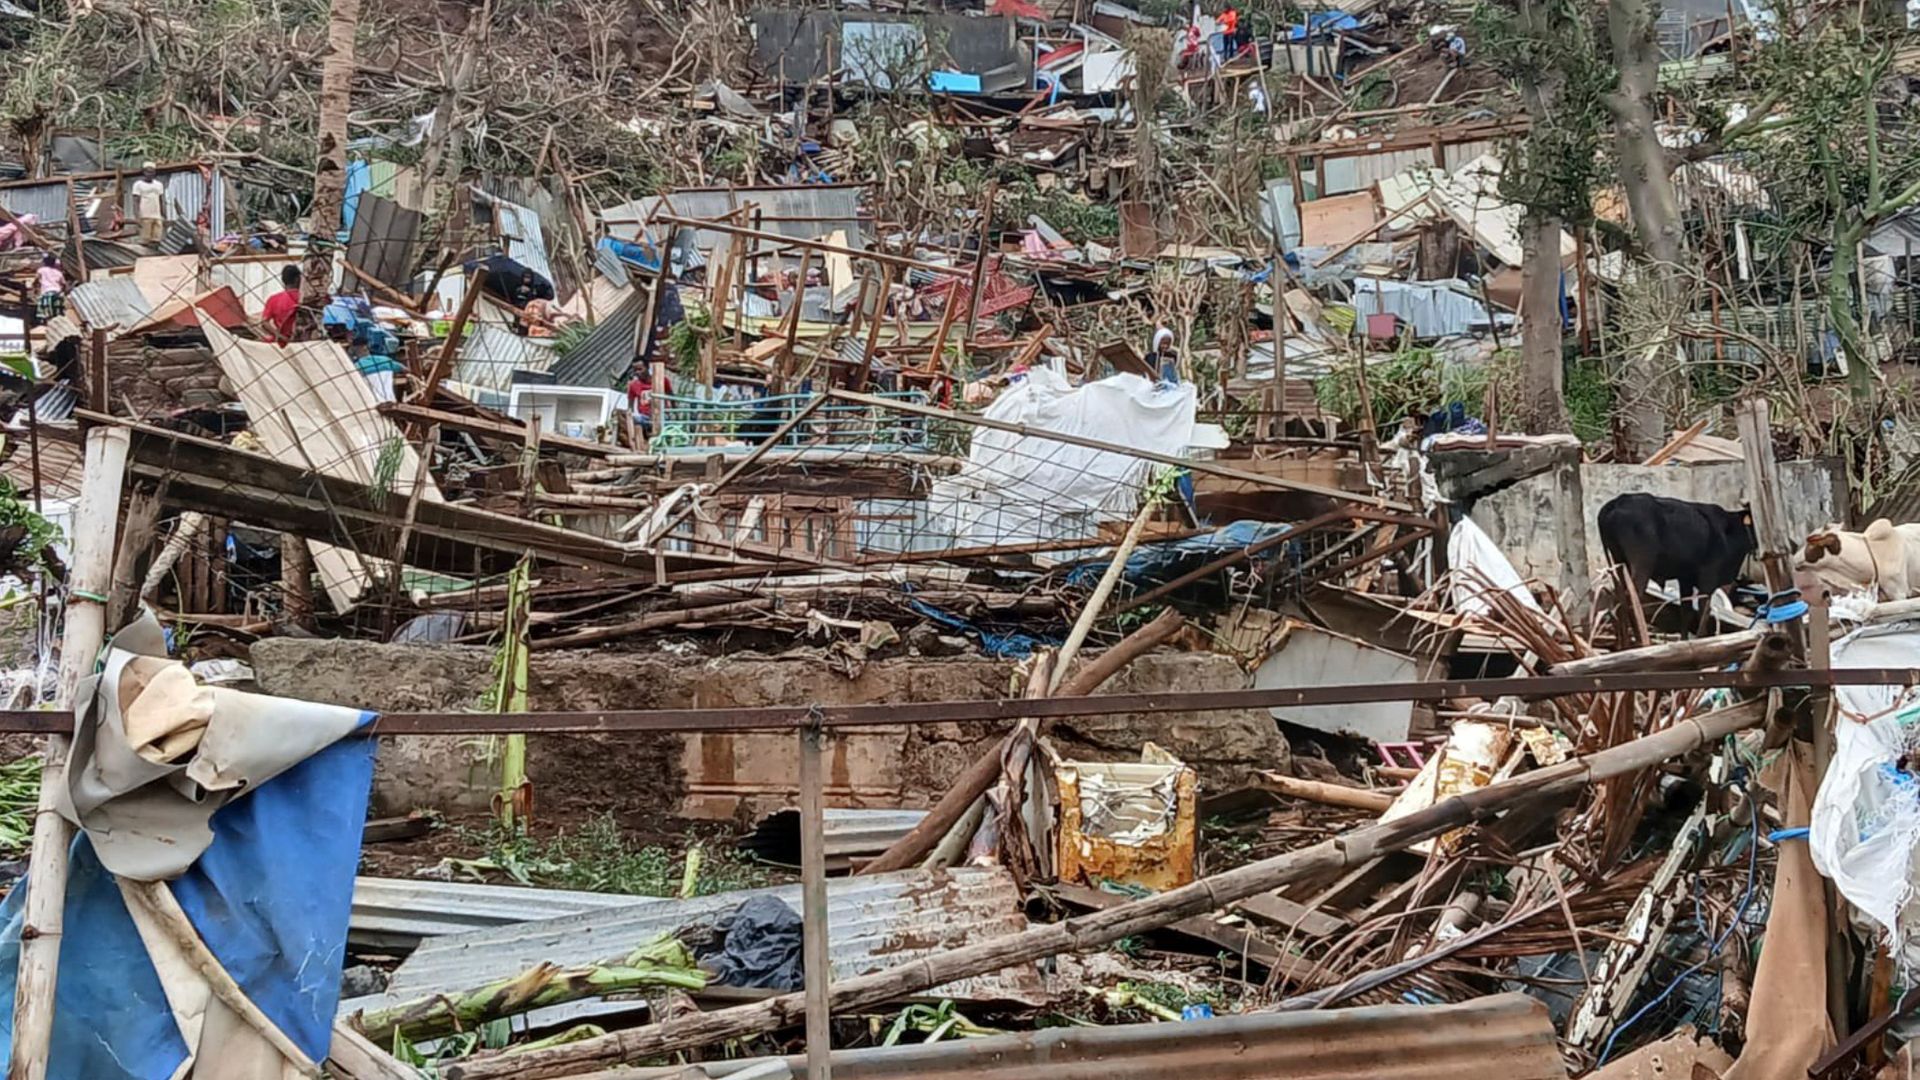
[0,0,1915,1078]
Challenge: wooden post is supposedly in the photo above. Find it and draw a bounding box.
[964,181,998,345]
[1735,398,1803,656]
[10,425,130,1080]
[281,537,316,632]
[854,264,896,392]
[415,268,488,406]
[798,719,832,1080]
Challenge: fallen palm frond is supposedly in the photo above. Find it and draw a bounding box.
[354,933,706,1046]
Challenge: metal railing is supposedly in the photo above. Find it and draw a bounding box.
[652,389,932,453]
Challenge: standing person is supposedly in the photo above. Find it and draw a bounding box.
[1219,6,1240,60]
[508,269,540,335]
[627,363,670,439]
[130,163,168,245]
[35,254,66,323]
[261,265,302,344]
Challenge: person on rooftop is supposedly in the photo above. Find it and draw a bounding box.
[130,163,168,245]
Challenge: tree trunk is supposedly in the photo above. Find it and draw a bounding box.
[1516,215,1572,434]
[1827,219,1872,403]
[300,0,361,339]
[1606,0,1682,457]
[1506,0,1574,437]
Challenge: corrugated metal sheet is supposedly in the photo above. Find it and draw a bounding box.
[1322,148,1432,196]
[491,194,553,284]
[66,276,153,332]
[741,807,927,869]
[594,243,632,287]
[546,284,643,388]
[609,993,1567,1080]
[346,192,424,294]
[1,424,84,501]
[0,180,69,224]
[367,867,1045,1008]
[457,323,559,393]
[350,876,641,948]
[601,186,867,253]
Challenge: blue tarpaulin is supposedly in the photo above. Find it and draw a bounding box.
[1067,521,1292,589]
[0,720,377,1079]
[1287,12,1360,39]
[904,587,1054,658]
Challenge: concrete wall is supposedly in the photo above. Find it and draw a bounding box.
[250,642,1288,823]
[1472,458,1844,609]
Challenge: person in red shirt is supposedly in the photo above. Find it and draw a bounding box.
[261,264,302,344]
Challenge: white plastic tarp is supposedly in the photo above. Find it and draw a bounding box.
[926,369,1196,547]
[1810,623,1920,966]
[1448,516,1540,616]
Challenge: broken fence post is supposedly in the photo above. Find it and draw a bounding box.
[799,714,831,1080]
[10,425,130,1080]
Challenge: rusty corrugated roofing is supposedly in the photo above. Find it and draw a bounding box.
[608,993,1567,1080]
[355,867,1046,1011]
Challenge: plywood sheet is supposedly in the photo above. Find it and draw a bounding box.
[1298,191,1379,248]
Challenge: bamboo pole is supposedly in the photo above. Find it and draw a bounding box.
[798,719,831,1080]
[10,425,130,1080]
[120,880,322,1077]
[1257,772,1396,812]
[1545,630,1775,677]
[443,697,1768,1080]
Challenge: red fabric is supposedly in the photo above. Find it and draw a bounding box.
[262,289,300,344]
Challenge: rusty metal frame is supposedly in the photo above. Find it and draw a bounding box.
[1,666,1911,737]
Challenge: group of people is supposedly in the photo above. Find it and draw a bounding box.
[11,162,174,328]
[1181,6,1254,70]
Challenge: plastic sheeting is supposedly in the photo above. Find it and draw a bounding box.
[699,896,804,990]
[1810,623,1920,968]
[926,369,1196,547]
[1352,278,1515,338]
[1448,516,1540,616]
[0,726,377,1079]
[1068,520,1289,590]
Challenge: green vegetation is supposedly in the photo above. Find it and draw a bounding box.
[447,813,773,897]
[0,756,40,854]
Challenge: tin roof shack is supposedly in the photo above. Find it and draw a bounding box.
[749,9,1034,93]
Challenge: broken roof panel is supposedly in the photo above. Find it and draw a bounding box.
[346,192,424,294]
[489,194,553,287]
[65,276,154,334]
[362,867,1046,1009]
[624,993,1567,1079]
[601,185,868,252]
[455,323,560,394]
[545,284,643,389]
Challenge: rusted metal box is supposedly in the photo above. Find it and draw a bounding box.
[1055,757,1197,891]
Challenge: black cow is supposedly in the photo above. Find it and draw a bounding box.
[1596,493,1755,636]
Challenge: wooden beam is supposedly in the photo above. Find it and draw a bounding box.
[376,402,615,459]
[652,214,966,279]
